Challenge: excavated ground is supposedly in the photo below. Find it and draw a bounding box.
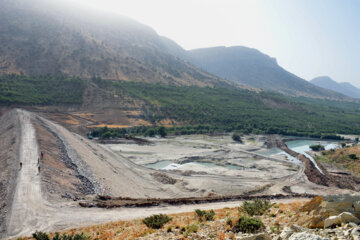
[1,109,357,239]
[0,110,20,239]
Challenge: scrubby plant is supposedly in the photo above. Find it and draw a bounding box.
[239,199,272,216]
[232,133,243,143]
[232,216,264,233]
[32,231,49,240]
[226,217,233,227]
[142,214,172,229]
[32,232,89,240]
[309,144,325,151]
[349,154,358,160]
[194,209,215,222]
[186,224,198,235]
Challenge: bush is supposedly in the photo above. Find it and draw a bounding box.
[186,224,198,234]
[143,214,172,229]
[32,232,89,240]
[195,209,215,222]
[239,199,272,216]
[349,154,358,160]
[144,128,156,137]
[32,231,49,240]
[158,126,167,137]
[232,216,264,233]
[232,133,243,143]
[309,144,325,151]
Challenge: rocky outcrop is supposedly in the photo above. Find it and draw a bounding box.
[288,232,328,240]
[291,195,360,229]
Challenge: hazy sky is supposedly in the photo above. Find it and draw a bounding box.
[72,0,360,87]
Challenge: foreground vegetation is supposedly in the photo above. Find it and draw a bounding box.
[21,199,308,240]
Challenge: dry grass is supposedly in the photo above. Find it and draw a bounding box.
[27,201,307,240]
[320,145,360,176]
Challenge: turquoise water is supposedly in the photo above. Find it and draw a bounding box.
[145,160,243,170]
[146,139,338,171]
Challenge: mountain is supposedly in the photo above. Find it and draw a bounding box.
[185,46,346,99]
[311,76,360,99]
[0,0,229,87]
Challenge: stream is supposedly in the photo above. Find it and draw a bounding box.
[146,139,339,171]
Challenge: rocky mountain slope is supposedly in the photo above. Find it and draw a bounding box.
[311,76,360,99]
[0,0,351,99]
[185,46,347,98]
[0,0,227,87]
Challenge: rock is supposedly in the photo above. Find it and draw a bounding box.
[339,212,360,224]
[239,233,271,240]
[352,227,360,240]
[323,194,360,216]
[324,216,341,228]
[354,201,360,212]
[280,227,294,239]
[290,224,306,232]
[288,232,329,240]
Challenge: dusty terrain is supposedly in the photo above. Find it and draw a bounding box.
[0,110,20,238]
[1,109,357,239]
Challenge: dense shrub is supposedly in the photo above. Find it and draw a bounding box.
[232,216,264,233]
[32,231,49,240]
[309,144,325,151]
[143,214,172,229]
[239,199,272,216]
[232,133,243,143]
[194,209,215,222]
[349,154,358,160]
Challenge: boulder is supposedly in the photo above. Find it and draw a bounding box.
[288,232,329,240]
[279,226,294,239]
[354,201,360,212]
[239,233,271,240]
[323,194,360,216]
[324,216,341,228]
[339,212,360,224]
[352,227,360,240]
[290,224,306,232]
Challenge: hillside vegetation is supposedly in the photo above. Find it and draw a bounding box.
[0,74,85,104]
[2,74,360,136]
[103,79,360,136]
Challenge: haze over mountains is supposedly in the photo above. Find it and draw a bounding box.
[311,76,360,99]
[0,0,349,99]
[0,0,227,87]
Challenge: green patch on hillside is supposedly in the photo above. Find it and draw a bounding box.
[0,74,85,104]
[104,80,360,136]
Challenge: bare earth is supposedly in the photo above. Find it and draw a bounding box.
[2,109,353,239]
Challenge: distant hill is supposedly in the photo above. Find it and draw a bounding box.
[184,46,346,99]
[311,76,360,99]
[0,0,229,87]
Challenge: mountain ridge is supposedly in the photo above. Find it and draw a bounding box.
[311,76,360,99]
[0,0,232,88]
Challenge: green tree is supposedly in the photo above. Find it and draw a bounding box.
[158,126,167,137]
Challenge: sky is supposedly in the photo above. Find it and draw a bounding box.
[70,0,360,87]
